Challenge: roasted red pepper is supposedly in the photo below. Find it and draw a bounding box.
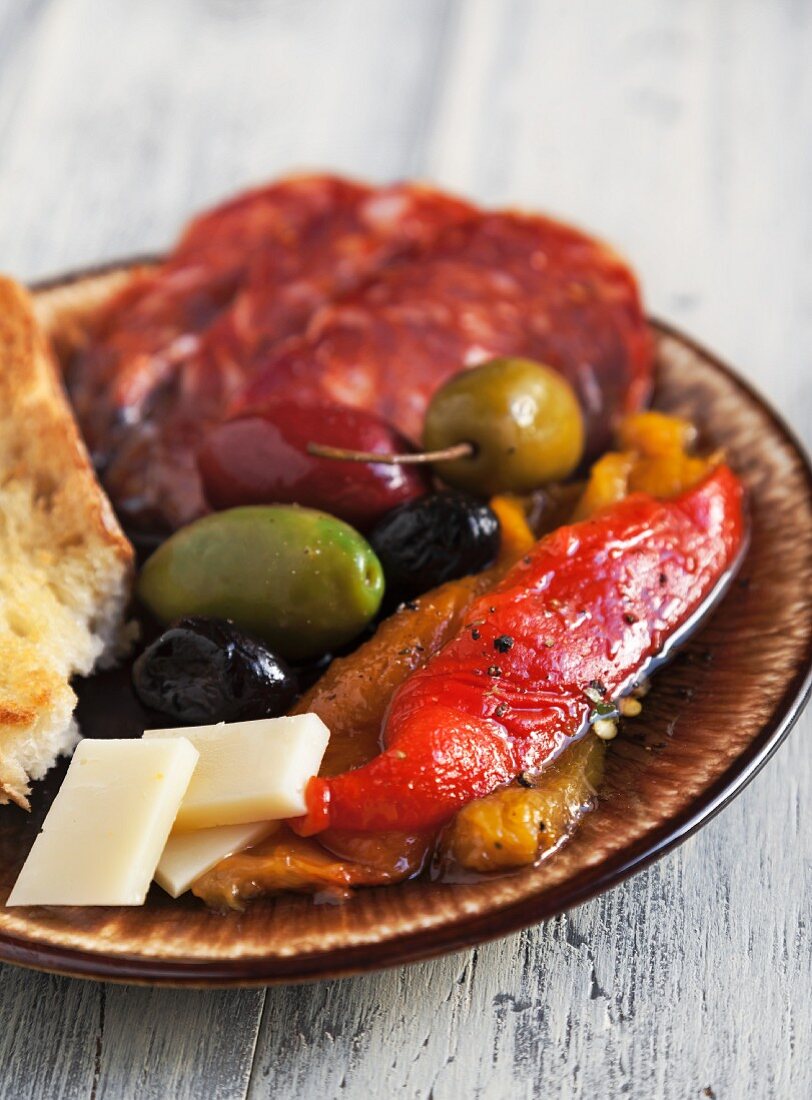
[296,465,745,835]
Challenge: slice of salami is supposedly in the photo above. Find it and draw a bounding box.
[69,176,476,530]
[69,176,652,533]
[238,210,652,455]
[70,177,372,448]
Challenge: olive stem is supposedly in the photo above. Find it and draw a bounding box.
[306,441,475,466]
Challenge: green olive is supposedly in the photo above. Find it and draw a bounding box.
[137,506,384,661]
[423,358,585,495]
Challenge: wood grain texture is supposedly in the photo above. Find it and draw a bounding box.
[0,0,810,1097]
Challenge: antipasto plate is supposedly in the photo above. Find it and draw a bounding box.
[0,178,810,985]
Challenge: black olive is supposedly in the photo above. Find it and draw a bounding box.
[369,491,500,605]
[132,617,298,725]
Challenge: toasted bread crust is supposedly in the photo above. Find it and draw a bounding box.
[0,275,133,577]
[0,276,134,807]
[32,260,156,363]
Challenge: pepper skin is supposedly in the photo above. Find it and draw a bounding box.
[296,465,745,835]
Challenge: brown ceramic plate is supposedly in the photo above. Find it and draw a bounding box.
[1,262,810,987]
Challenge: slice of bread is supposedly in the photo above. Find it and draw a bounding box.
[0,276,134,809]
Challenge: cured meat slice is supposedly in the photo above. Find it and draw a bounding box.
[68,175,652,533]
[194,179,478,389]
[238,210,652,454]
[69,176,476,530]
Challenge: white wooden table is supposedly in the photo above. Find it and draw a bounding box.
[1,2,810,1096]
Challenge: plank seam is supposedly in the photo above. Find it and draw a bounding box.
[243,988,269,1100]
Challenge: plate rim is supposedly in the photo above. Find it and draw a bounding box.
[3,264,810,987]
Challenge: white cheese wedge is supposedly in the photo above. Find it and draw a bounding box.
[155,821,278,898]
[143,714,330,831]
[6,738,198,907]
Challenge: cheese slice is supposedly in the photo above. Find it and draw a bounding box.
[143,714,330,831]
[6,738,198,906]
[155,821,278,898]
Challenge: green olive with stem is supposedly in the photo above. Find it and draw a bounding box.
[423,358,585,495]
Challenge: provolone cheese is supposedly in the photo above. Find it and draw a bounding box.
[6,738,198,906]
[155,821,277,898]
[143,714,330,831]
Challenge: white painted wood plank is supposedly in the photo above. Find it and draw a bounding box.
[0,0,810,1098]
[95,985,265,1100]
[0,969,264,1100]
[0,965,100,1099]
[0,0,458,278]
